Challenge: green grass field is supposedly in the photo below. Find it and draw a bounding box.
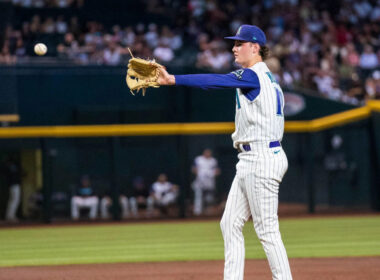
[0,216,380,267]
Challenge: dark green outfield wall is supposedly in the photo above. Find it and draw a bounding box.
[0,66,378,220]
[0,66,355,126]
[370,112,380,210]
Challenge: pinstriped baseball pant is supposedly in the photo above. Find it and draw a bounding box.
[220,146,292,280]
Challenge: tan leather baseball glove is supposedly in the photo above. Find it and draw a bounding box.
[126,49,163,96]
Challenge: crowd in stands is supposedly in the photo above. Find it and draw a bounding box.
[1,0,379,103]
[11,0,84,8]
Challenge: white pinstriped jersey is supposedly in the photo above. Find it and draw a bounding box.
[232,62,284,148]
[174,60,292,280]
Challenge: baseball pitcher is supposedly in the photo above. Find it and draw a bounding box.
[128,24,292,280]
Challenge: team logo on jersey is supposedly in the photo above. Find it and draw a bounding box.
[231,69,244,79]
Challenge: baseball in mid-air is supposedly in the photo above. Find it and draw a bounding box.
[34,43,47,56]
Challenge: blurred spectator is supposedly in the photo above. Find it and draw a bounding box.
[0,44,16,65]
[12,0,32,7]
[122,26,136,47]
[131,40,153,58]
[12,0,83,8]
[14,38,26,58]
[56,0,74,8]
[353,0,372,19]
[160,27,182,51]
[145,23,159,49]
[359,45,379,71]
[153,40,174,63]
[2,156,23,222]
[341,43,360,67]
[365,70,380,99]
[56,16,68,34]
[103,41,122,65]
[197,33,210,52]
[188,0,206,18]
[57,32,79,59]
[42,17,56,34]
[196,41,232,71]
[71,175,99,220]
[191,149,220,216]
[69,16,81,36]
[371,3,380,21]
[159,26,173,47]
[147,173,179,216]
[30,15,42,34]
[335,23,351,46]
[112,25,123,43]
[313,70,344,101]
[346,78,365,103]
[129,176,152,218]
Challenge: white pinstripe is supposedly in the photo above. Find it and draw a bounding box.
[232,63,284,147]
[221,62,292,280]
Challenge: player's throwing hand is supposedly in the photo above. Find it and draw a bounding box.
[156,67,175,86]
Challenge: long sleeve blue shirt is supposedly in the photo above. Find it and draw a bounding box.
[174,69,261,101]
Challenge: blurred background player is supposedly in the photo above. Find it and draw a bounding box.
[191,148,220,216]
[129,176,150,218]
[2,155,23,222]
[148,173,179,217]
[71,175,99,220]
[100,191,130,220]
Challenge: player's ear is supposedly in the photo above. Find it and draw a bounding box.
[252,43,260,54]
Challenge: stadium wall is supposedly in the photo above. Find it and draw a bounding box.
[0,66,378,220]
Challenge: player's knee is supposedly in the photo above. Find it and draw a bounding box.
[220,215,233,235]
[220,219,226,237]
[257,230,282,245]
[220,215,241,236]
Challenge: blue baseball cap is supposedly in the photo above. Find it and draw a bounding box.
[225,25,266,46]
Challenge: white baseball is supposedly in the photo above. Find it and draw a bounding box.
[34,43,47,56]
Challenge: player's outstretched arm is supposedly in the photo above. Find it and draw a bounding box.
[156,67,259,90]
[157,66,176,86]
[168,69,259,90]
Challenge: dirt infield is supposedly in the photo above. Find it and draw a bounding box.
[1,257,380,280]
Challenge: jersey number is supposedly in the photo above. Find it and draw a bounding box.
[275,87,284,116]
[236,90,241,109]
[266,72,284,116]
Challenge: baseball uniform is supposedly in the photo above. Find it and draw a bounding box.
[147,176,179,216]
[3,159,22,222]
[174,25,292,280]
[192,152,219,215]
[71,176,99,220]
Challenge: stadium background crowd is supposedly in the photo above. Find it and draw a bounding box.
[0,0,379,104]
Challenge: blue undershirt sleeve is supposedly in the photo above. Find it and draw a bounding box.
[174,69,260,90]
